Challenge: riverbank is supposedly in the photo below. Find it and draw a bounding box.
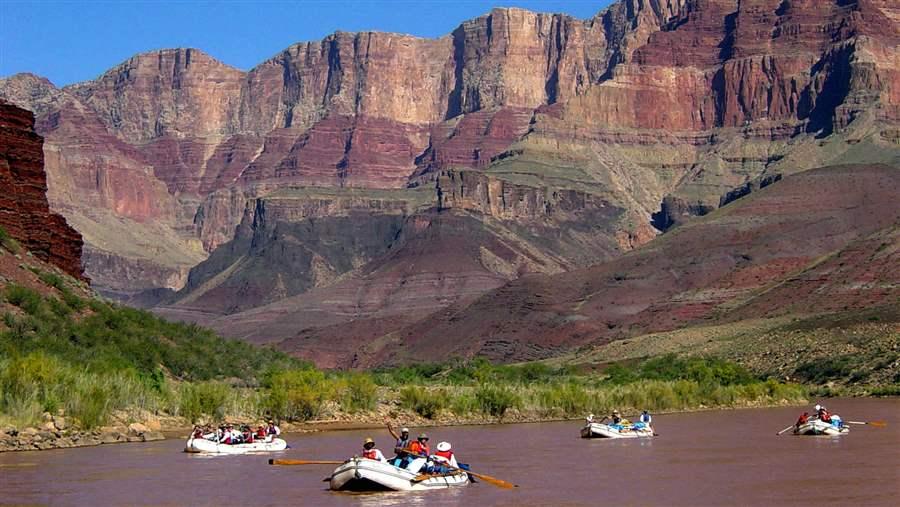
[2,383,811,452]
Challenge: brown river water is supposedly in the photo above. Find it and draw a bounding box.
[1,398,898,506]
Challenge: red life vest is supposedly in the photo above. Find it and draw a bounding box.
[363,448,378,460]
[435,449,453,462]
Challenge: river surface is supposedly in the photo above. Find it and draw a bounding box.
[1,398,898,506]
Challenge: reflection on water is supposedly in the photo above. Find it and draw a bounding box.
[1,398,898,506]
[349,487,465,507]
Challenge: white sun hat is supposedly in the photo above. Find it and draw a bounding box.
[436,441,451,452]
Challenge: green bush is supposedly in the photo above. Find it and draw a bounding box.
[4,284,43,315]
[535,383,592,416]
[262,369,328,422]
[0,226,21,254]
[794,356,857,384]
[178,381,230,423]
[338,373,378,413]
[475,384,520,419]
[869,384,900,396]
[400,386,447,419]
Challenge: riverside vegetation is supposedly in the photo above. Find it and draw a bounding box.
[2,274,810,435]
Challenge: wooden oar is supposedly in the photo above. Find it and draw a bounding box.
[776,424,795,435]
[846,420,887,427]
[269,458,344,465]
[415,464,516,489]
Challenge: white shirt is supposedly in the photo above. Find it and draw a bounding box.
[431,453,458,468]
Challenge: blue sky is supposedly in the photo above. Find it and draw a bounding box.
[1,1,612,87]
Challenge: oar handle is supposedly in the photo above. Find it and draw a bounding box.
[269,459,345,465]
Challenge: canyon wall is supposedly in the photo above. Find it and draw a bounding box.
[0,0,897,366]
[0,101,83,278]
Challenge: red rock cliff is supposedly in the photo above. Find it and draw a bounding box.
[0,101,84,279]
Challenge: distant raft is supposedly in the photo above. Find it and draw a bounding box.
[328,457,471,492]
[794,417,849,436]
[184,436,288,454]
[581,422,655,439]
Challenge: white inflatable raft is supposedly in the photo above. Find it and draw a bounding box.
[184,436,288,454]
[794,417,849,436]
[581,422,655,439]
[328,457,471,492]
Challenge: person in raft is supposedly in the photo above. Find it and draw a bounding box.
[600,410,627,425]
[361,437,387,462]
[795,412,810,430]
[266,420,281,441]
[404,433,432,473]
[427,441,458,473]
[814,404,831,423]
[241,425,254,444]
[639,410,652,424]
[386,420,412,467]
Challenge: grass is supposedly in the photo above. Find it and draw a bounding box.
[0,226,22,254]
[0,285,814,431]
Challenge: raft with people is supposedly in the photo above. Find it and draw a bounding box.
[777,403,887,436]
[185,420,287,454]
[270,424,516,492]
[327,456,471,492]
[581,410,656,439]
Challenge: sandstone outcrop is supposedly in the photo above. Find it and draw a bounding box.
[0,100,83,278]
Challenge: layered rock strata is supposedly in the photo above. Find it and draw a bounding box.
[0,101,83,278]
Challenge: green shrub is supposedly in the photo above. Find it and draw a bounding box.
[449,392,478,416]
[178,381,230,423]
[4,284,43,315]
[535,383,592,416]
[475,384,520,419]
[262,369,328,422]
[400,386,447,419]
[0,226,21,254]
[338,373,378,413]
[794,356,857,384]
[869,384,900,396]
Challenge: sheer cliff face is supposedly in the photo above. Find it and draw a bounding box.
[0,0,897,342]
[0,101,84,279]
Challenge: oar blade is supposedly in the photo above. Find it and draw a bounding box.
[869,420,887,428]
[468,471,517,489]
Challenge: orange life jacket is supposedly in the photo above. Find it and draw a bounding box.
[363,448,379,460]
[409,441,430,456]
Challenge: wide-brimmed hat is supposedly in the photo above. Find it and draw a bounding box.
[400,427,410,434]
[364,437,374,445]
[436,441,451,452]
[613,410,620,414]
[418,433,429,440]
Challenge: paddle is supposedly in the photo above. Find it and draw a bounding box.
[414,464,517,489]
[269,458,345,465]
[846,420,887,427]
[776,424,795,435]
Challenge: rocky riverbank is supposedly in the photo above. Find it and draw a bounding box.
[2,392,814,453]
[1,411,166,452]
